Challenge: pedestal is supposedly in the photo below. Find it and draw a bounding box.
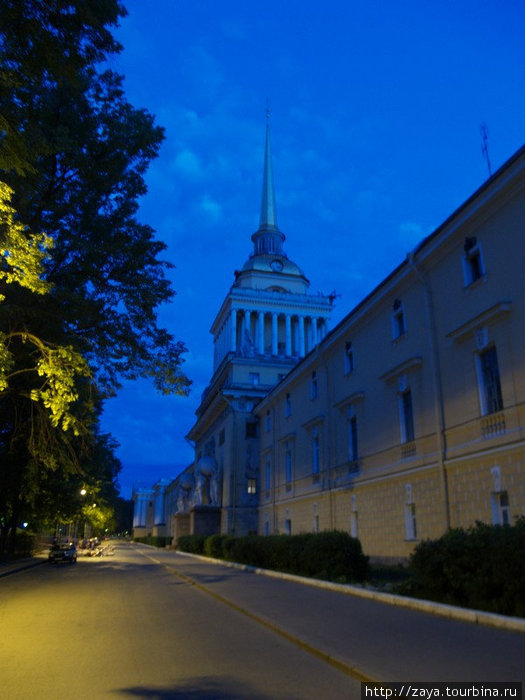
[190,505,221,536]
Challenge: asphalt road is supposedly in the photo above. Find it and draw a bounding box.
[1,543,523,699]
[0,542,360,699]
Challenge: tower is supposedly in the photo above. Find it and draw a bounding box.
[185,120,333,536]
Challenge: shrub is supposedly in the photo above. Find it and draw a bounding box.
[207,530,369,583]
[204,534,230,558]
[14,531,37,556]
[408,518,525,616]
[176,534,206,554]
[132,535,171,548]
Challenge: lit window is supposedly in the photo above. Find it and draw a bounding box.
[392,299,406,340]
[463,237,485,286]
[476,346,503,415]
[285,393,291,417]
[344,341,354,375]
[399,389,415,443]
[310,371,318,399]
[247,478,257,495]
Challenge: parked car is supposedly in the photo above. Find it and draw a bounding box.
[48,543,77,565]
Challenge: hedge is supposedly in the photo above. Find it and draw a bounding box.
[177,530,369,583]
[405,518,525,617]
[133,535,171,548]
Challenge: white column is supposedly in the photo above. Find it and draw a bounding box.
[312,317,318,346]
[230,309,237,352]
[298,316,305,357]
[285,314,292,356]
[258,310,265,355]
[271,313,278,355]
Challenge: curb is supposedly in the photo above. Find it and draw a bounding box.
[0,555,47,578]
[173,549,525,633]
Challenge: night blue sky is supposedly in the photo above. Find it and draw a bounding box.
[101,0,524,498]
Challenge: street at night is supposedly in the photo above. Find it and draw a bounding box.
[1,543,523,699]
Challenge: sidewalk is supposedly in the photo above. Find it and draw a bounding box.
[0,552,47,578]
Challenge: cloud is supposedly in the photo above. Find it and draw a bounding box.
[173,149,203,179]
[199,195,223,223]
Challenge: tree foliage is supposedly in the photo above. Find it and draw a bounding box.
[0,0,190,397]
[0,1,191,552]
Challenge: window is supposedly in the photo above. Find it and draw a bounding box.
[399,389,415,443]
[404,483,417,540]
[310,371,318,399]
[247,478,257,495]
[285,392,291,417]
[265,410,271,432]
[392,299,406,340]
[249,372,260,386]
[463,237,485,286]
[218,429,225,446]
[344,341,354,375]
[285,518,292,535]
[477,346,503,415]
[313,514,319,533]
[312,427,320,476]
[285,441,292,484]
[491,491,510,525]
[265,455,271,492]
[245,421,257,439]
[347,406,358,465]
[350,511,358,538]
[350,494,358,538]
[405,503,417,540]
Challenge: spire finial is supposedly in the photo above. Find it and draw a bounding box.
[251,109,286,257]
[260,106,277,230]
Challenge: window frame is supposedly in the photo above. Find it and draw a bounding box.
[399,388,415,444]
[476,345,503,415]
[462,237,486,287]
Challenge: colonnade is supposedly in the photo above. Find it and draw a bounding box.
[132,490,153,528]
[214,308,329,367]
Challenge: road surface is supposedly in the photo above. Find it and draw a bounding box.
[0,542,523,699]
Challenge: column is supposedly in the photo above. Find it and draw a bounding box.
[230,308,237,352]
[285,314,292,356]
[271,313,278,355]
[298,316,305,357]
[258,310,265,355]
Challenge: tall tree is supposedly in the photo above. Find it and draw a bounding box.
[0,1,190,550]
[0,0,190,396]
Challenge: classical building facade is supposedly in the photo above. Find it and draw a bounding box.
[256,144,525,561]
[134,141,524,562]
[144,122,333,541]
